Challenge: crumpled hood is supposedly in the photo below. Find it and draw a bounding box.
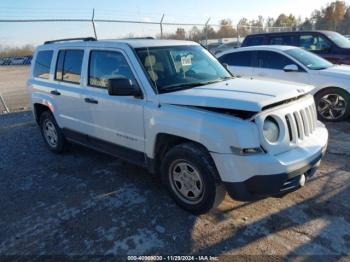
[158,78,314,112]
[319,64,350,79]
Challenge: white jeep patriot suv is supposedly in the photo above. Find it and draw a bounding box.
[28,37,328,214]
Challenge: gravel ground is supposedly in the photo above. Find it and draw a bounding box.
[0,111,349,259]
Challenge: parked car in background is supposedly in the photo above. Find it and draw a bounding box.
[345,35,350,40]
[0,57,11,65]
[0,56,32,66]
[206,42,221,52]
[28,38,328,214]
[241,31,350,65]
[217,45,350,121]
[211,41,241,54]
[11,57,26,65]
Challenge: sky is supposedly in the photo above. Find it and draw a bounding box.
[0,0,336,47]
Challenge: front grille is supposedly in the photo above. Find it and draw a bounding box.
[285,103,318,143]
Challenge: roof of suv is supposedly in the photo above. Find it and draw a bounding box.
[245,30,333,37]
[40,38,198,49]
[237,45,296,51]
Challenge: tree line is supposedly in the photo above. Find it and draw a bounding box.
[0,45,34,57]
[164,0,350,41]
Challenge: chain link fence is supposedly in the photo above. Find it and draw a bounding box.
[0,12,295,49]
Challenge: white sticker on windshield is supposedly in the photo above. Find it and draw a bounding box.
[181,56,192,66]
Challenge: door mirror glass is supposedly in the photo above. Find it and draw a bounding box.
[283,64,299,72]
[108,78,141,97]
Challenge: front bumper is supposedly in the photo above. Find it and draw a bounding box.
[224,147,325,201]
[210,122,328,201]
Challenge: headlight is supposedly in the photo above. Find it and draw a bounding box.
[263,117,280,143]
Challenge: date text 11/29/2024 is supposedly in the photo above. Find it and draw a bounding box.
[127,255,218,261]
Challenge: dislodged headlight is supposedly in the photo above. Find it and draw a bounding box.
[263,116,280,143]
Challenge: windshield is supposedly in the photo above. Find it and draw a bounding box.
[285,48,333,70]
[326,31,350,48]
[135,45,232,93]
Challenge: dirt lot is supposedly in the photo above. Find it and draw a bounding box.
[0,66,30,113]
[0,66,349,259]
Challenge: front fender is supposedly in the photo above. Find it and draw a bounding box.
[144,103,261,158]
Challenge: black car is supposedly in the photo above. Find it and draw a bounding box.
[241,30,350,65]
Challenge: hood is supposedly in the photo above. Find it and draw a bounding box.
[158,78,314,112]
[320,64,350,79]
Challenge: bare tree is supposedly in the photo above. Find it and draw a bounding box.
[216,19,237,38]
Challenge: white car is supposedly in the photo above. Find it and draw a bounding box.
[28,38,328,214]
[217,45,350,121]
[211,41,240,54]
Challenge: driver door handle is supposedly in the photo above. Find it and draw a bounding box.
[84,97,98,104]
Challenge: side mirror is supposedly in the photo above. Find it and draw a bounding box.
[107,78,141,97]
[283,64,299,72]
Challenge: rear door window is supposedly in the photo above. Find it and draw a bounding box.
[218,51,253,67]
[256,51,297,70]
[33,50,53,79]
[269,35,295,45]
[55,49,84,84]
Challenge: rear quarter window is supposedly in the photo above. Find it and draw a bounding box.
[33,50,53,79]
[244,36,265,46]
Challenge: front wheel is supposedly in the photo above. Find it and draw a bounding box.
[161,142,226,214]
[315,88,350,122]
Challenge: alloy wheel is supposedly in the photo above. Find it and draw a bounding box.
[317,93,347,120]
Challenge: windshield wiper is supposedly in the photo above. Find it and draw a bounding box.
[161,82,209,91]
[160,76,234,92]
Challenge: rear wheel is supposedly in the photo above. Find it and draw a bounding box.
[315,88,350,122]
[161,142,226,214]
[39,111,67,153]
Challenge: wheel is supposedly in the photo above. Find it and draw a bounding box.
[161,142,226,214]
[315,88,350,122]
[39,111,67,153]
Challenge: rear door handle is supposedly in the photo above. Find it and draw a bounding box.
[84,97,98,104]
[50,90,61,96]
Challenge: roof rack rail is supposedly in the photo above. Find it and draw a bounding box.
[121,37,155,40]
[44,37,97,45]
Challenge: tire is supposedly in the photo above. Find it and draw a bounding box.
[39,111,67,153]
[315,88,350,122]
[161,142,226,214]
